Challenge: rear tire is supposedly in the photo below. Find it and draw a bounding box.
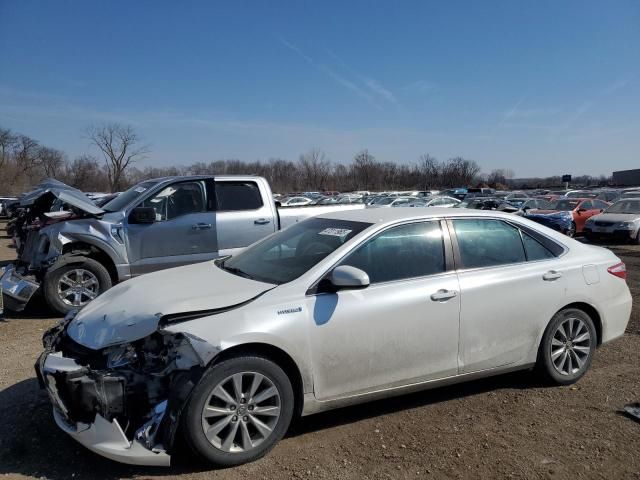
[43,256,112,315]
[537,308,596,385]
[182,356,294,467]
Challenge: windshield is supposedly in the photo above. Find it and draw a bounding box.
[550,199,580,211]
[221,217,371,284]
[378,197,395,205]
[605,200,640,214]
[102,180,160,212]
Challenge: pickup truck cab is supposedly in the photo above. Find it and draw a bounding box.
[1,175,362,314]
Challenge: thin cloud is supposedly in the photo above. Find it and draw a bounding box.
[403,80,436,93]
[279,37,381,109]
[326,49,399,106]
[362,78,397,104]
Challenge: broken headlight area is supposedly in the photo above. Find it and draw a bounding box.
[37,326,213,455]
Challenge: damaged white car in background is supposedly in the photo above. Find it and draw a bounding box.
[37,209,631,467]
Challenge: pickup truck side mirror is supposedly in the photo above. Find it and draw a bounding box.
[330,266,370,290]
[129,207,156,224]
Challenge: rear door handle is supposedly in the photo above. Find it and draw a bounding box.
[192,223,213,230]
[254,218,271,225]
[430,289,458,302]
[543,270,562,281]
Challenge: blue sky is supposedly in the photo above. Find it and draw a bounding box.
[0,0,638,177]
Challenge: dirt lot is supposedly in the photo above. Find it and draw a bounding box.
[1,220,639,480]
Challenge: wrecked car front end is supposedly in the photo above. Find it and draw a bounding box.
[36,312,217,466]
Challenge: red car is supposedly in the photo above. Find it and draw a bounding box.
[526,198,610,236]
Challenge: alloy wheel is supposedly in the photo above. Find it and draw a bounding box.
[550,316,592,376]
[57,268,99,307]
[201,371,281,453]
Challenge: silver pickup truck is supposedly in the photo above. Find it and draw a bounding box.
[1,175,363,314]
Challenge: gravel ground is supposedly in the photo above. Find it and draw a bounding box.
[1,221,639,480]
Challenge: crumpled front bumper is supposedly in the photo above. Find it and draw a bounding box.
[0,264,40,312]
[36,350,171,467]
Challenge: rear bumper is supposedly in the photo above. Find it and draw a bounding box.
[0,264,40,312]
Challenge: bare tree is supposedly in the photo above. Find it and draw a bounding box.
[0,127,16,170]
[39,147,66,178]
[298,148,332,190]
[352,149,378,190]
[418,153,439,190]
[86,123,149,192]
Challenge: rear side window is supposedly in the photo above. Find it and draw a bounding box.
[522,232,555,261]
[216,181,263,211]
[340,221,446,283]
[453,219,525,268]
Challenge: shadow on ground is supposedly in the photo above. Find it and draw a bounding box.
[0,370,547,479]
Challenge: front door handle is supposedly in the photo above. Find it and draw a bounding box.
[430,289,458,302]
[192,223,213,230]
[543,270,563,281]
[254,218,271,225]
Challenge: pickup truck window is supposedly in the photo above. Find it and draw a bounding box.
[220,217,371,284]
[216,181,263,211]
[141,182,206,221]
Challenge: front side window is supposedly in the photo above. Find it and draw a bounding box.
[551,199,580,211]
[339,222,446,283]
[221,218,371,284]
[216,181,263,211]
[141,182,205,221]
[453,219,525,269]
[579,201,593,210]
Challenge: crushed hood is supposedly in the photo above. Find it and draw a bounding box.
[21,178,104,215]
[67,261,275,349]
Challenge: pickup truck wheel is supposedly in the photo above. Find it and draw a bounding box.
[43,256,112,314]
[537,308,596,385]
[565,222,576,238]
[182,356,294,467]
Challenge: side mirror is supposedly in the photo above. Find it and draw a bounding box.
[330,266,370,290]
[129,207,156,224]
[577,208,586,214]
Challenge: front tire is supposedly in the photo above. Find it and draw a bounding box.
[538,308,596,385]
[182,356,294,467]
[565,222,576,238]
[43,256,112,314]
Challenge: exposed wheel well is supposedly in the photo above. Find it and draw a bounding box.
[557,302,603,346]
[61,242,118,283]
[211,343,305,419]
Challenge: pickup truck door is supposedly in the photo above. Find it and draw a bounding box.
[214,180,277,256]
[126,179,218,275]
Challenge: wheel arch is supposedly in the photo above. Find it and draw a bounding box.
[557,302,603,346]
[209,342,305,419]
[61,241,118,283]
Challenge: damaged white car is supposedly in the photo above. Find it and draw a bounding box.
[37,209,632,467]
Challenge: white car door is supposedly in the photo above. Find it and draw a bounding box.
[307,220,461,401]
[449,218,568,373]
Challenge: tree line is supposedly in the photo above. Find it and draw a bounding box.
[0,123,610,196]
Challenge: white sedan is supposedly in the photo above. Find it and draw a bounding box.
[37,208,631,467]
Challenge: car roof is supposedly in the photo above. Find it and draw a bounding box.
[316,207,519,225]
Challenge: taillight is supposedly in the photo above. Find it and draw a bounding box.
[607,262,627,280]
